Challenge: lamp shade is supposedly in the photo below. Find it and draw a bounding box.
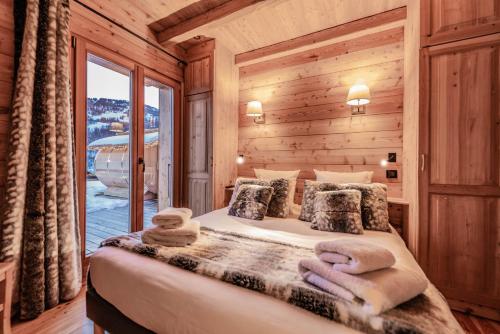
[246,100,263,116]
[347,84,371,106]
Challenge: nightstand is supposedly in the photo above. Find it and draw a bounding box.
[387,198,409,245]
[224,186,235,207]
[0,262,14,334]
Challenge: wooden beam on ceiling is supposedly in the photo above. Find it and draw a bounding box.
[152,0,266,44]
[235,6,407,64]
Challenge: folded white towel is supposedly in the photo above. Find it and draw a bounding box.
[299,258,428,315]
[315,239,396,274]
[142,220,200,247]
[152,207,192,229]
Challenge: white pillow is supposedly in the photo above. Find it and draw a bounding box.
[314,170,373,184]
[254,169,300,215]
[290,203,302,218]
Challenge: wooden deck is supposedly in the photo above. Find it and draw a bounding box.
[85,199,158,255]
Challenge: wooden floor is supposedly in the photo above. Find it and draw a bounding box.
[85,199,158,254]
[11,287,500,334]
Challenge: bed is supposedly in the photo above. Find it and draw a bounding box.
[87,207,462,334]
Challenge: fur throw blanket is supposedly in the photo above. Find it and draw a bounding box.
[100,228,463,334]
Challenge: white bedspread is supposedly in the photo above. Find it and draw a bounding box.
[89,208,431,334]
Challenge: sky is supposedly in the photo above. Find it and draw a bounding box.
[87,61,160,109]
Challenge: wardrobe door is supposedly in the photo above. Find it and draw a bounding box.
[419,36,500,314]
[184,92,213,217]
[422,0,500,46]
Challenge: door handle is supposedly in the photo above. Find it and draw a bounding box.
[420,154,425,172]
[138,157,145,173]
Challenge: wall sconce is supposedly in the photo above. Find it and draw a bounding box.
[347,83,371,115]
[246,100,265,124]
[236,154,245,165]
[380,159,388,167]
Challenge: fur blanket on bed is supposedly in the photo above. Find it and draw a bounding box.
[100,228,463,334]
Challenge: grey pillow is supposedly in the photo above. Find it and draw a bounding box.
[298,180,390,232]
[338,183,390,232]
[228,184,273,220]
[230,177,289,218]
[298,180,339,222]
[311,190,363,234]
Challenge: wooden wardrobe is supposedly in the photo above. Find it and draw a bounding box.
[419,0,500,320]
[183,40,239,217]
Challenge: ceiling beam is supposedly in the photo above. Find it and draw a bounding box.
[235,6,407,64]
[154,0,266,44]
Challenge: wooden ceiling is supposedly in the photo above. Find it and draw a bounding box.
[78,0,407,56]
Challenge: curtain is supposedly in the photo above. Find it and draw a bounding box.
[0,0,81,320]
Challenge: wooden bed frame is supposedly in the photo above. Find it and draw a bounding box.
[86,276,153,333]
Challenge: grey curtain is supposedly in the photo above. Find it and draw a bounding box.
[0,0,81,320]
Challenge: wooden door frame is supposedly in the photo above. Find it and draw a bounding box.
[135,68,183,231]
[71,34,184,260]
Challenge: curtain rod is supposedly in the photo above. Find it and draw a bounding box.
[73,0,187,65]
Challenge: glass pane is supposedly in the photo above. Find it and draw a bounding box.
[86,54,132,255]
[143,77,173,228]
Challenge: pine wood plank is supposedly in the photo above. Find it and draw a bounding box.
[240,42,404,90]
[235,6,406,64]
[155,0,265,43]
[239,113,402,139]
[239,27,404,77]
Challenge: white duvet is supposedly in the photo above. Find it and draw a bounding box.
[89,208,444,334]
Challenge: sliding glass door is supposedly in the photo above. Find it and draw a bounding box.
[72,38,181,257]
[142,76,174,228]
[85,54,133,255]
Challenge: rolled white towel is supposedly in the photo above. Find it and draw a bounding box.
[142,220,200,247]
[152,207,192,229]
[299,258,428,315]
[315,239,396,274]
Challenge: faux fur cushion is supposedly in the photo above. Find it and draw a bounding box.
[299,181,390,232]
[266,178,289,218]
[254,169,300,216]
[228,184,273,220]
[229,178,269,206]
[338,183,390,232]
[230,177,289,218]
[311,190,363,234]
[298,180,339,222]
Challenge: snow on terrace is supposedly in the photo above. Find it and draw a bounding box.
[88,131,159,149]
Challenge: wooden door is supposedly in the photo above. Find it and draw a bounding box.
[422,0,500,46]
[419,35,500,316]
[184,56,212,95]
[184,92,213,217]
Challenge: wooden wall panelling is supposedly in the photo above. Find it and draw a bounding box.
[212,42,238,209]
[69,0,183,82]
[74,0,188,60]
[154,0,266,44]
[238,25,405,199]
[0,0,13,215]
[421,0,500,46]
[239,27,404,77]
[235,6,407,64]
[419,34,500,319]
